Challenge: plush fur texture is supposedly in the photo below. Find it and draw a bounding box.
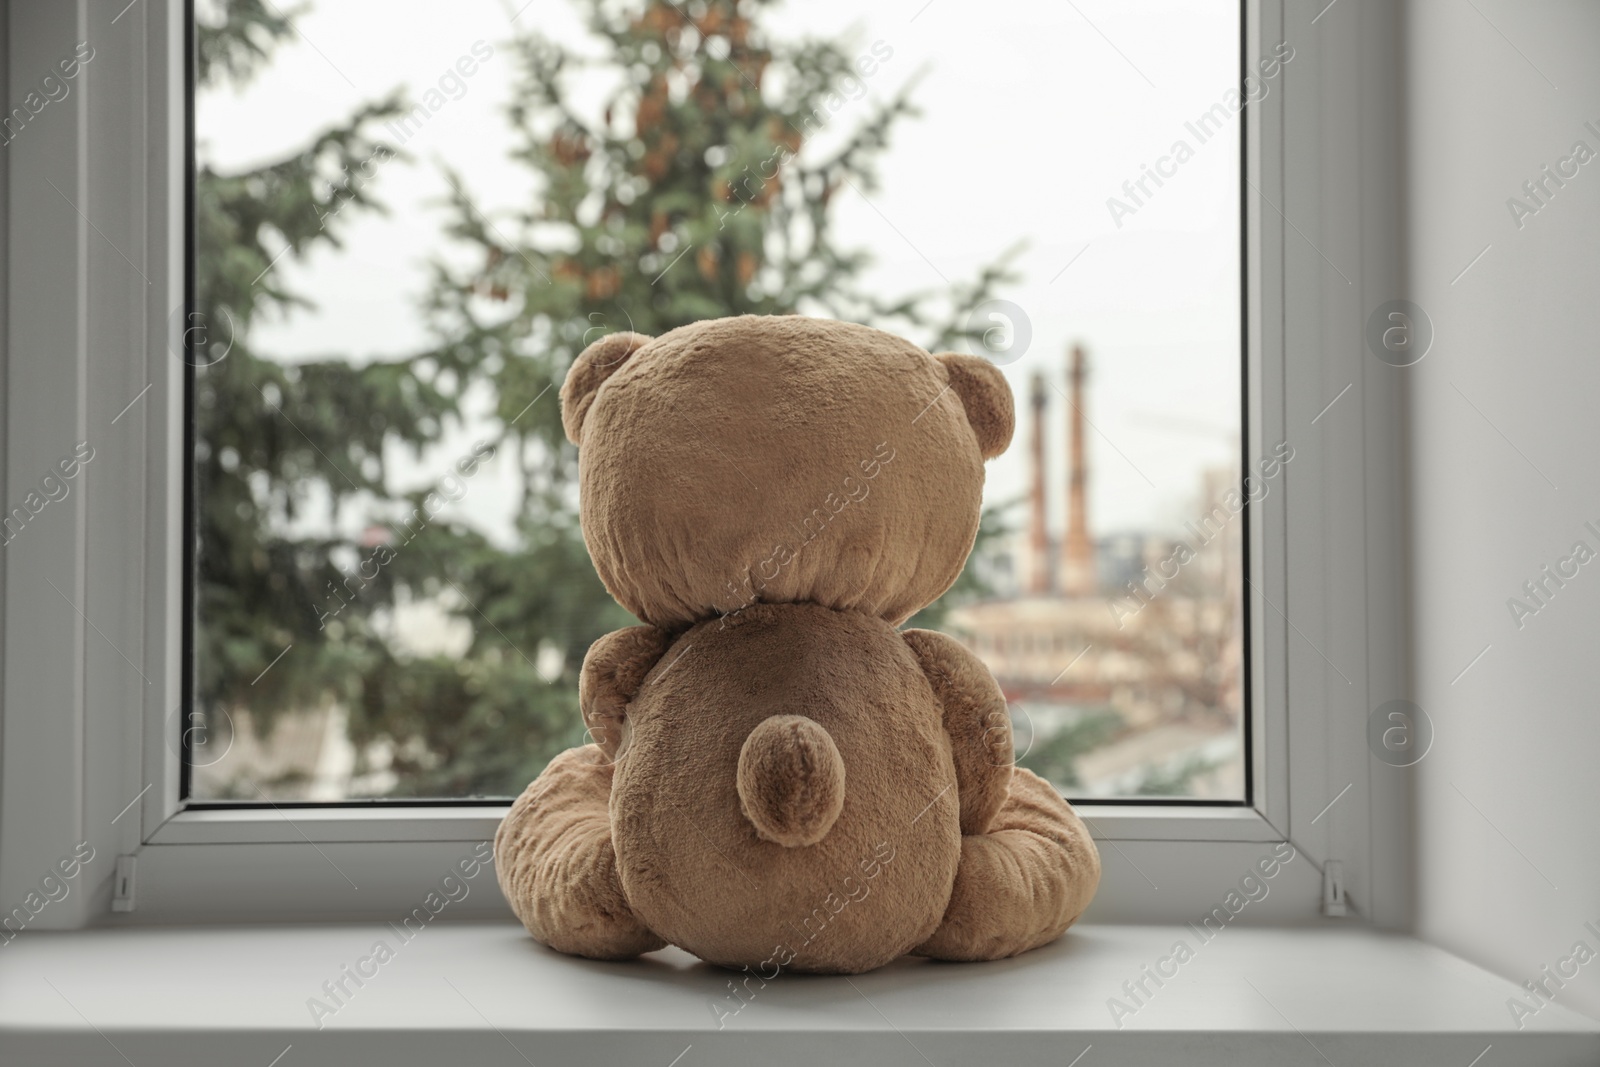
[736,713,847,848]
[496,315,1101,974]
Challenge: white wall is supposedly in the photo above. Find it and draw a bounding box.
[1405,0,1600,1023]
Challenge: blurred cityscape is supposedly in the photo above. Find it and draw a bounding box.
[188,0,1244,803]
[948,344,1244,798]
[194,342,1247,802]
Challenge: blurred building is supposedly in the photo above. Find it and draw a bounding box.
[947,344,1245,798]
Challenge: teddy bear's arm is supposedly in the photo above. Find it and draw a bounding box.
[901,629,1014,835]
[579,625,676,761]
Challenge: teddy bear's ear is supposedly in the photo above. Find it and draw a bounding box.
[560,331,653,445]
[933,352,1015,459]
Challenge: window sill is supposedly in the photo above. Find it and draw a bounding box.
[2,923,1594,1065]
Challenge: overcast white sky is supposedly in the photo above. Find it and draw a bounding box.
[199,0,1243,545]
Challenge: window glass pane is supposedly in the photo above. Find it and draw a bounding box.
[190,0,1244,801]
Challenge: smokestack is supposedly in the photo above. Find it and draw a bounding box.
[1028,373,1051,596]
[1061,343,1095,597]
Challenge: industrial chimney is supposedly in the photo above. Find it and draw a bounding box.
[1061,344,1095,597]
[1028,373,1051,596]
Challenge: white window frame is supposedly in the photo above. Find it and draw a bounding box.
[0,0,1411,927]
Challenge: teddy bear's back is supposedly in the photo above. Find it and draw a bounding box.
[609,601,963,974]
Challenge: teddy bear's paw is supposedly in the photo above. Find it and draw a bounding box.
[495,747,667,961]
[913,768,1101,962]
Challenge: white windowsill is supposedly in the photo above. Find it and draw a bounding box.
[2,923,1595,1066]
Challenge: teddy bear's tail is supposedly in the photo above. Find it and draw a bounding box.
[735,714,846,848]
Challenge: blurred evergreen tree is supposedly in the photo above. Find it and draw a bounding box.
[1013,708,1120,790]
[193,0,1012,798]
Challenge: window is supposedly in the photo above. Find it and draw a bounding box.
[4,0,1402,926]
[187,0,1248,806]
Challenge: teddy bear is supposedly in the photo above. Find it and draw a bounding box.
[495,315,1100,974]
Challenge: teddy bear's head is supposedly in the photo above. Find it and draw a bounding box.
[560,315,1013,628]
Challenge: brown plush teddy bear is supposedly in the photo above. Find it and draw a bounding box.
[495,315,1100,974]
